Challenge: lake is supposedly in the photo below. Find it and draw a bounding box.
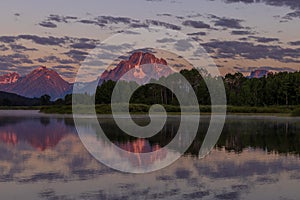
[0,110,300,200]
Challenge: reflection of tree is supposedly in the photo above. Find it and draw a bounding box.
[216,119,300,155]
[40,117,50,126]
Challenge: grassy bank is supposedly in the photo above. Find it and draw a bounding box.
[39,104,300,116]
[0,106,42,110]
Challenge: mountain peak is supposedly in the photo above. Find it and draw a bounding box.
[100,51,172,84]
[0,72,20,84]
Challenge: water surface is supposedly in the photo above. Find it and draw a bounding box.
[0,110,300,200]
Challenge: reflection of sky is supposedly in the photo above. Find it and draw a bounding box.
[1,141,300,200]
[0,0,300,81]
[0,114,300,199]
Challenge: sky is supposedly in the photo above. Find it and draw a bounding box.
[0,0,299,82]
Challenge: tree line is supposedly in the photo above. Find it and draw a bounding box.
[54,69,300,107]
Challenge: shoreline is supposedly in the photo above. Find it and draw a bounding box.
[0,105,299,117]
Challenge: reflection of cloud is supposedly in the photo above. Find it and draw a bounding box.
[175,168,191,179]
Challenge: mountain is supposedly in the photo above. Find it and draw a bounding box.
[0,72,20,84]
[100,51,174,85]
[0,91,41,106]
[0,52,175,98]
[248,69,268,78]
[0,66,72,99]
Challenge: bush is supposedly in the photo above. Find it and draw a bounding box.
[291,108,300,116]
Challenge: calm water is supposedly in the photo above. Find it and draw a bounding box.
[0,110,300,200]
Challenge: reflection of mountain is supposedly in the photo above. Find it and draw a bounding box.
[115,139,167,167]
[0,117,74,151]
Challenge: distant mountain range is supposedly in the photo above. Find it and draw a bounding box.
[0,91,41,106]
[247,69,269,78]
[0,52,175,99]
[0,51,272,100]
[74,51,175,94]
[0,66,72,100]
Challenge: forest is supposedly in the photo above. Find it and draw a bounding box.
[38,69,300,115]
[78,69,300,107]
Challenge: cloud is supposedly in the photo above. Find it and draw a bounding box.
[70,42,96,49]
[157,13,172,17]
[234,66,296,73]
[39,14,78,28]
[248,36,279,43]
[289,41,300,46]
[211,15,244,29]
[0,36,16,43]
[47,14,77,23]
[0,44,9,51]
[0,35,99,51]
[283,11,300,20]
[116,30,141,35]
[174,39,193,51]
[215,191,240,200]
[187,32,207,36]
[182,20,210,29]
[99,43,133,53]
[77,19,105,27]
[231,30,253,35]
[10,44,38,52]
[77,15,138,28]
[220,0,300,11]
[0,53,34,66]
[202,40,300,62]
[156,38,177,43]
[64,50,89,61]
[129,23,149,28]
[96,16,134,24]
[52,65,76,70]
[145,19,181,30]
[36,56,77,65]
[18,35,66,46]
[39,21,57,28]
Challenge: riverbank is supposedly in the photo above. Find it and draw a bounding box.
[36,104,300,116]
[1,104,299,116]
